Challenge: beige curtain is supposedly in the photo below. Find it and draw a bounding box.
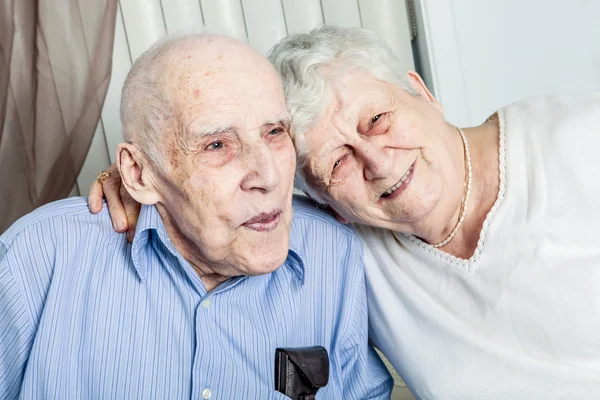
[0,0,117,233]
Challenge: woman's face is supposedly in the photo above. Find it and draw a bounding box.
[302,71,464,233]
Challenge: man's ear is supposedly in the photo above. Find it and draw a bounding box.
[116,143,161,205]
[407,71,443,113]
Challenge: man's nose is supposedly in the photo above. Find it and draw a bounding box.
[357,141,393,181]
[240,143,281,193]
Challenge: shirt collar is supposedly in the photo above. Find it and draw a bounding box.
[285,247,306,286]
[130,205,306,285]
[130,205,172,280]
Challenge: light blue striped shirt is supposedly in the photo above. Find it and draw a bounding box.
[0,195,392,399]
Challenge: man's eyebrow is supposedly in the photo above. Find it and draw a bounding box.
[262,115,291,129]
[186,123,236,138]
[178,123,236,154]
[183,114,290,143]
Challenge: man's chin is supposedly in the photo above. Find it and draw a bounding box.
[240,256,286,276]
[247,262,283,276]
[233,219,291,275]
[240,240,290,276]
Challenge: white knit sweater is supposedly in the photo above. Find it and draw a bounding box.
[356,93,600,399]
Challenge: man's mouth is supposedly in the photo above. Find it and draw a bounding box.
[242,209,282,232]
[380,162,415,199]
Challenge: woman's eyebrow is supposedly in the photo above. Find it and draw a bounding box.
[316,136,344,161]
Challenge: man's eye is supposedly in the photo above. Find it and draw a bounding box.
[207,141,224,150]
[268,127,283,135]
[370,114,382,125]
[333,159,341,170]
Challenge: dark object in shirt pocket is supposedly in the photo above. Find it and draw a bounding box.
[274,346,329,400]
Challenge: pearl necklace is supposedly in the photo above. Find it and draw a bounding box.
[431,127,472,248]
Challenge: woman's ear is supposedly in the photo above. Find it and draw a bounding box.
[116,143,161,205]
[407,71,443,113]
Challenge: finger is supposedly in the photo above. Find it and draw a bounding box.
[126,225,136,244]
[122,185,141,243]
[88,180,104,213]
[104,173,128,232]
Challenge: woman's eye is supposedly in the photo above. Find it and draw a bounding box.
[370,114,382,125]
[207,141,224,150]
[330,153,353,183]
[268,127,283,135]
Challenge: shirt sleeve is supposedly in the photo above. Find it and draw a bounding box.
[338,238,393,399]
[0,243,34,399]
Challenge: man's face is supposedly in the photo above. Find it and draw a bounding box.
[302,70,459,234]
[154,48,296,277]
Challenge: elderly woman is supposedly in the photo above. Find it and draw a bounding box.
[90,27,600,398]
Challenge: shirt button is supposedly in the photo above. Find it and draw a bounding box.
[202,299,211,309]
[201,388,212,399]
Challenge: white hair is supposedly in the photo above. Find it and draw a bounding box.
[268,26,417,203]
[120,33,233,167]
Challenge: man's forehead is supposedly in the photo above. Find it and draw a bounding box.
[185,109,291,136]
[173,70,286,122]
[172,65,284,103]
[157,43,288,135]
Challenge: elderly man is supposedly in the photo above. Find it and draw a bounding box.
[0,35,393,399]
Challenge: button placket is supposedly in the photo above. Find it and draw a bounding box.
[193,295,218,399]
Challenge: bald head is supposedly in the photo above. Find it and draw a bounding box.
[120,34,284,168]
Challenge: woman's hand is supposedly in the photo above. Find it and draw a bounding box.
[88,164,141,242]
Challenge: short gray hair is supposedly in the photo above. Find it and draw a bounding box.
[268,26,416,203]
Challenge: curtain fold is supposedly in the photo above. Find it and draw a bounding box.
[0,0,118,232]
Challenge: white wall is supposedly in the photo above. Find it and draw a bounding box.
[77,0,415,193]
[417,0,600,127]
